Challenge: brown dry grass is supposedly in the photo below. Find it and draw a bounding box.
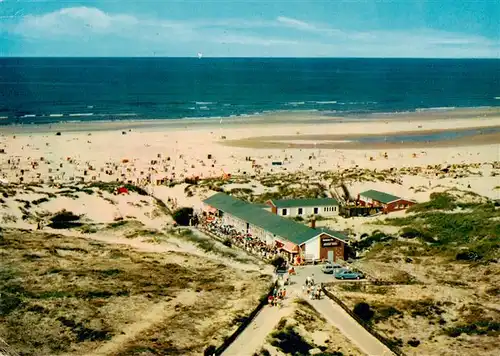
[327,240,500,356]
[0,229,271,355]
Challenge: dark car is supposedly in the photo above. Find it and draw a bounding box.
[334,269,365,280]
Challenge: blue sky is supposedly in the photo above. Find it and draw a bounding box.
[1,0,499,57]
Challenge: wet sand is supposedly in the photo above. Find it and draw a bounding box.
[222,126,500,150]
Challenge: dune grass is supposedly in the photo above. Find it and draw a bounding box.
[378,192,499,260]
[0,229,262,355]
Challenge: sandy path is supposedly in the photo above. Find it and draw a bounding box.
[221,302,295,356]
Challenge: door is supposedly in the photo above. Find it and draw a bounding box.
[327,250,334,262]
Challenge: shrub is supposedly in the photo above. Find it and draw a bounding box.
[184,177,199,185]
[50,210,80,223]
[48,210,82,229]
[353,302,374,322]
[270,326,313,355]
[32,197,50,205]
[271,256,286,268]
[444,321,500,337]
[456,250,482,261]
[204,345,216,356]
[407,192,456,212]
[400,227,423,239]
[172,207,194,226]
[352,230,392,252]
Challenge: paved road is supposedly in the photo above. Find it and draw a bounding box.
[222,265,393,356]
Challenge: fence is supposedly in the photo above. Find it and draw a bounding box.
[207,281,277,356]
[320,285,406,356]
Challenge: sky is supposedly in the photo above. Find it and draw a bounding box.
[0,0,499,58]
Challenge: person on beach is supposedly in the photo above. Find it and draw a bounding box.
[268,295,274,306]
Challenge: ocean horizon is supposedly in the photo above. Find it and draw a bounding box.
[1,57,499,125]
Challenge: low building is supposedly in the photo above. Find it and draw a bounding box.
[357,189,415,213]
[265,198,339,218]
[300,227,349,262]
[203,193,348,262]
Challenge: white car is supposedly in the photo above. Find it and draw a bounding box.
[321,263,343,274]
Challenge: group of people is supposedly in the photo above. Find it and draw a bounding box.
[268,286,287,307]
[303,274,322,300]
[200,219,283,261]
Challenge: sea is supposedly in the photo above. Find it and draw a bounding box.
[0,58,499,125]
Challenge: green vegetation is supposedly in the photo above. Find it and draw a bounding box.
[352,230,393,253]
[31,197,50,205]
[47,210,83,229]
[172,207,195,226]
[353,302,374,322]
[444,321,500,337]
[88,181,148,196]
[270,325,314,355]
[172,228,251,263]
[371,305,402,323]
[381,191,499,260]
[124,229,160,239]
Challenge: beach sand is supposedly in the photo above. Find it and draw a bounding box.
[1,108,499,187]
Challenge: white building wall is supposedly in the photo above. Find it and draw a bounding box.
[359,195,373,204]
[277,205,339,218]
[221,213,277,246]
[221,213,247,232]
[304,237,320,261]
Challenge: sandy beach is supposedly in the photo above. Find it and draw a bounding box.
[1,108,499,200]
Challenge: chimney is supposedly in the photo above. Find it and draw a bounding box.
[310,218,316,229]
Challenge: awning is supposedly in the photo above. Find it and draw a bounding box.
[281,241,299,254]
[275,240,284,248]
[205,205,218,213]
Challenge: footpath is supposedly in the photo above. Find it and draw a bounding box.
[309,297,393,356]
[221,265,394,356]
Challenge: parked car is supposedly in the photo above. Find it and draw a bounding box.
[335,269,365,280]
[321,263,343,274]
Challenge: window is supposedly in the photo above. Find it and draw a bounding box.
[282,208,287,216]
[298,208,303,215]
[334,206,337,211]
[314,207,319,214]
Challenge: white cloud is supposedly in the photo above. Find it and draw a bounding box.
[9,7,500,58]
[17,7,138,37]
[276,16,317,31]
[217,34,298,46]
